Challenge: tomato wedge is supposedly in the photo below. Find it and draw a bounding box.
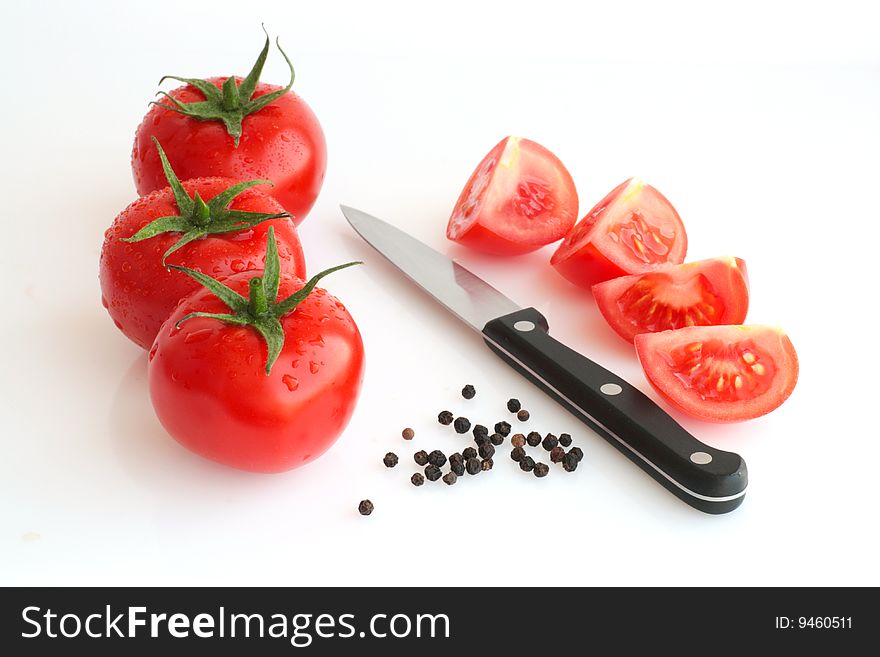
[551,178,687,287]
[635,325,798,422]
[592,257,749,343]
[446,136,578,255]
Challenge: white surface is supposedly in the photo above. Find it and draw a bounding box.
[2,0,879,586]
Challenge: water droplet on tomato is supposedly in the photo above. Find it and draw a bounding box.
[309,361,320,374]
[309,335,324,346]
[184,328,213,344]
[148,343,158,361]
[282,374,299,391]
[230,259,247,273]
[121,261,132,273]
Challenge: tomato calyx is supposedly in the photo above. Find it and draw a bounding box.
[151,26,294,146]
[123,137,289,265]
[170,226,361,375]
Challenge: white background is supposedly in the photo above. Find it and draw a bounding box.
[2,0,879,586]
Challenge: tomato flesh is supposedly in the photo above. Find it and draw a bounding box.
[592,257,749,342]
[447,136,578,255]
[635,325,798,422]
[551,178,687,287]
[148,273,364,473]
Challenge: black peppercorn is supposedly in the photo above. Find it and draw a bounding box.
[425,464,442,481]
[428,450,447,467]
[453,417,471,434]
[517,409,530,422]
[494,421,511,437]
[438,410,454,425]
[533,462,550,478]
[466,457,482,475]
[550,446,565,463]
[358,500,374,515]
[443,471,458,485]
[478,442,495,460]
[562,453,579,472]
[411,473,425,486]
[526,431,542,447]
[474,433,490,447]
[481,458,494,471]
[511,433,526,448]
[462,447,477,460]
[414,450,429,466]
[519,455,535,472]
[383,452,398,468]
[461,384,476,399]
[510,446,526,462]
[473,424,489,439]
[559,433,572,447]
[569,446,584,462]
[507,398,521,413]
[489,432,504,446]
[542,434,558,451]
[402,427,415,440]
[449,452,463,464]
[450,459,465,477]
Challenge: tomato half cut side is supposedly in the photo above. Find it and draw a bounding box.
[635,325,798,422]
[592,257,750,343]
[551,178,687,288]
[446,136,578,256]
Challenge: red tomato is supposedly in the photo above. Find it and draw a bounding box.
[132,77,326,225]
[592,257,750,343]
[635,325,798,422]
[100,178,306,349]
[148,273,364,473]
[446,136,578,255]
[551,178,687,288]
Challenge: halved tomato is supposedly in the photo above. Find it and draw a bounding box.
[446,136,578,255]
[635,325,798,422]
[592,257,749,343]
[551,178,687,287]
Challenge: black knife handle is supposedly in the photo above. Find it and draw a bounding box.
[482,307,747,514]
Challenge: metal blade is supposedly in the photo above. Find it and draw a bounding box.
[341,205,521,332]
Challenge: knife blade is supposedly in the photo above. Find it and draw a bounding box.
[341,205,747,514]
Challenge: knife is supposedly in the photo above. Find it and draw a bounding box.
[341,205,747,514]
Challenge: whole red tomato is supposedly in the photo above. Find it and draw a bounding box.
[131,34,326,225]
[148,232,364,473]
[101,142,306,349]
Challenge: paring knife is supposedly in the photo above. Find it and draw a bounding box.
[341,206,747,514]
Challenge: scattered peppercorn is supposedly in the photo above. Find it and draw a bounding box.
[473,424,489,440]
[507,398,521,413]
[438,411,454,425]
[449,452,463,464]
[519,455,536,472]
[542,434,558,451]
[550,446,565,463]
[428,450,447,467]
[533,462,550,478]
[494,421,511,437]
[461,384,476,399]
[425,464,442,481]
[526,432,542,447]
[414,450,429,466]
[462,447,477,460]
[383,452,399,468]
[474,433,490,447]
[510,446,526,462]
[517,409,530,422]
[511,433,526,448]
[562,453,579,472]
[569,447,584,462]
[450,459,465,477]
[466,457,482,475]
[443,471,458,486]
[358,500,374,516]
[490,432,504,446]
[559,433,572,447]
[402,427,415,440]
[411,473,425,486]
[481,458,494,471]
[478,442,495,460]
[454,417,471,434]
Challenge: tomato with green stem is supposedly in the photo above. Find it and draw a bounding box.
[635,325,798,422]
[132,29,326,224]
[149,227,363,473]
[101,138,306,349]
